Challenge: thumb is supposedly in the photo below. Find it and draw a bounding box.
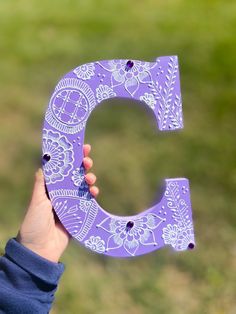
[30,168,49,205]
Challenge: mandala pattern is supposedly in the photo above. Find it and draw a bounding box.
[140,92,156,110]
[161,181,195,250]
[46,78,96,134]
[42,129,74,184]
[85,236,105,253]
[73,63,95,80]
[97,213,165,256]
[96,84,116,103]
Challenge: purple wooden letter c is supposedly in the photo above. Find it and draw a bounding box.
[42,56,195,257]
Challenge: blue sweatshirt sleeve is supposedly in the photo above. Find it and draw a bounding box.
[0,238,65,314]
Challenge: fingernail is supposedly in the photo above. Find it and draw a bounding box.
[83,157,92,166]
[85,144,91,151]
[90,186,99,197]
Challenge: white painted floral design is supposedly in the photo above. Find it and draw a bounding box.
[97,213,164,256]
[80,199,93,213]
[140,93,156,110]
[175,226,194,251]
[72,167,85,186]
[150,56,183,130]
[168,95,183,129]
[96,84,116,103]
[73,63,95,80]
[48,189,98,241]
[162,181,195,251]
[99,60,154,96]
[84,236,105,253]
[53,201,83,236]
[162,224,178,246]
[42,129,74,184]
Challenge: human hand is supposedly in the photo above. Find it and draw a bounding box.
[16,144,99,263]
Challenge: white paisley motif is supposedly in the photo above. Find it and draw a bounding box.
[42,129,74,184]
[97,213,164,256]
[53,201,83,236]
[84,236,105,253]
[96,84,116,102]
[140,93,156,110]
[73,63,95,80]
[48,189,98,241]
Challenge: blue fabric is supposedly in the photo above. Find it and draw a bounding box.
[0,238,65,313]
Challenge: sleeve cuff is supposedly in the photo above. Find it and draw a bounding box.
[5,238,65,284]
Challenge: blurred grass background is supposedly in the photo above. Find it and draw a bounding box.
[0,0,236,313]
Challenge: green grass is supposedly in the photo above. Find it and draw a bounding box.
[0,0,236,313]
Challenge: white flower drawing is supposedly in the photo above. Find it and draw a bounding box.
[80,199,93,213]
[96,84,116,102]
[175,226,195,251]
[73,63,95,80]
[97,213,164,256]
[85,236,105,253]
[140,93,156,110]
[42,129,74,184]
[72,167,85,186]
[107,60,154,96]
[162,224,178,246]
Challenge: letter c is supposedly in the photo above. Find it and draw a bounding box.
[42,56,195,257]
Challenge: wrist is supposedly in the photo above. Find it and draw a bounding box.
[5,238,65,286]
[16,235,61,263]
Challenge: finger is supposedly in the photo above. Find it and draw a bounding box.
[85,173,96,185]
[83,144,91,157]
[31,168,48,203]
[83,157,93,170]
[89,186,99,198]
